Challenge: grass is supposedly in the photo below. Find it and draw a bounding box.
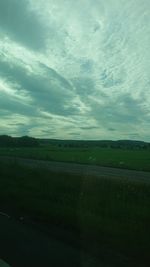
[0,145,150,171]
[0,160,150,266]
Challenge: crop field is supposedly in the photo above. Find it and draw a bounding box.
[0,160,150,266]
[0,146,150,171]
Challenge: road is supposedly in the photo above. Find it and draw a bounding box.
[0,156,150,183]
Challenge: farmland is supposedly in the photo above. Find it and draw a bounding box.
[0,145,150,171]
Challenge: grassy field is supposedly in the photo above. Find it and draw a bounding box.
[0,146,150,171]
[0,160,150,266]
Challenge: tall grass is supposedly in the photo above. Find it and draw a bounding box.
[0,160,150,265]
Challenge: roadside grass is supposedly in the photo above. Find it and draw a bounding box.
[0,160,150,266]
[0,146,150,171]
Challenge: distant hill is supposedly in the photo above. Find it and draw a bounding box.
[0,135,39,147]
[0,135,149,149]
[38,138,150,150]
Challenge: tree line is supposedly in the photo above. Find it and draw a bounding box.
[0,135,39,147]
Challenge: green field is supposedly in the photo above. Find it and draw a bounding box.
[0,160,150,266]
[0,146,150,171]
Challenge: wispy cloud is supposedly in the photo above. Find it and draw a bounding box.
[0,0,149,141]
[0,0,48,50]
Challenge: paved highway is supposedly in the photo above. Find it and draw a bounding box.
[0,156,149,183]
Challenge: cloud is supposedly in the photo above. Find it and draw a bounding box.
[90,92,148,127]
[0,58,81,116]
[108,128,116,132]
[80,126,99,130]
[0,0,150,141]
[0,0,47,50]
[100,69,125,88]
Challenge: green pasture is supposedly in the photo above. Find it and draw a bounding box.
[0,146,150,171]
[0,160,150,266]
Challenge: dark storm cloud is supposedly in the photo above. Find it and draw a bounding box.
[0,0,47,50]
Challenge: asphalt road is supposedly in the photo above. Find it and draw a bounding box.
[0,156,150,183]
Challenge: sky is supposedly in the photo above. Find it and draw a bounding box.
[0,0,150,141]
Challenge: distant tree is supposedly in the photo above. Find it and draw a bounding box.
[0,135,13,147]
[0,135,39,147]
[18,136,39,147]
